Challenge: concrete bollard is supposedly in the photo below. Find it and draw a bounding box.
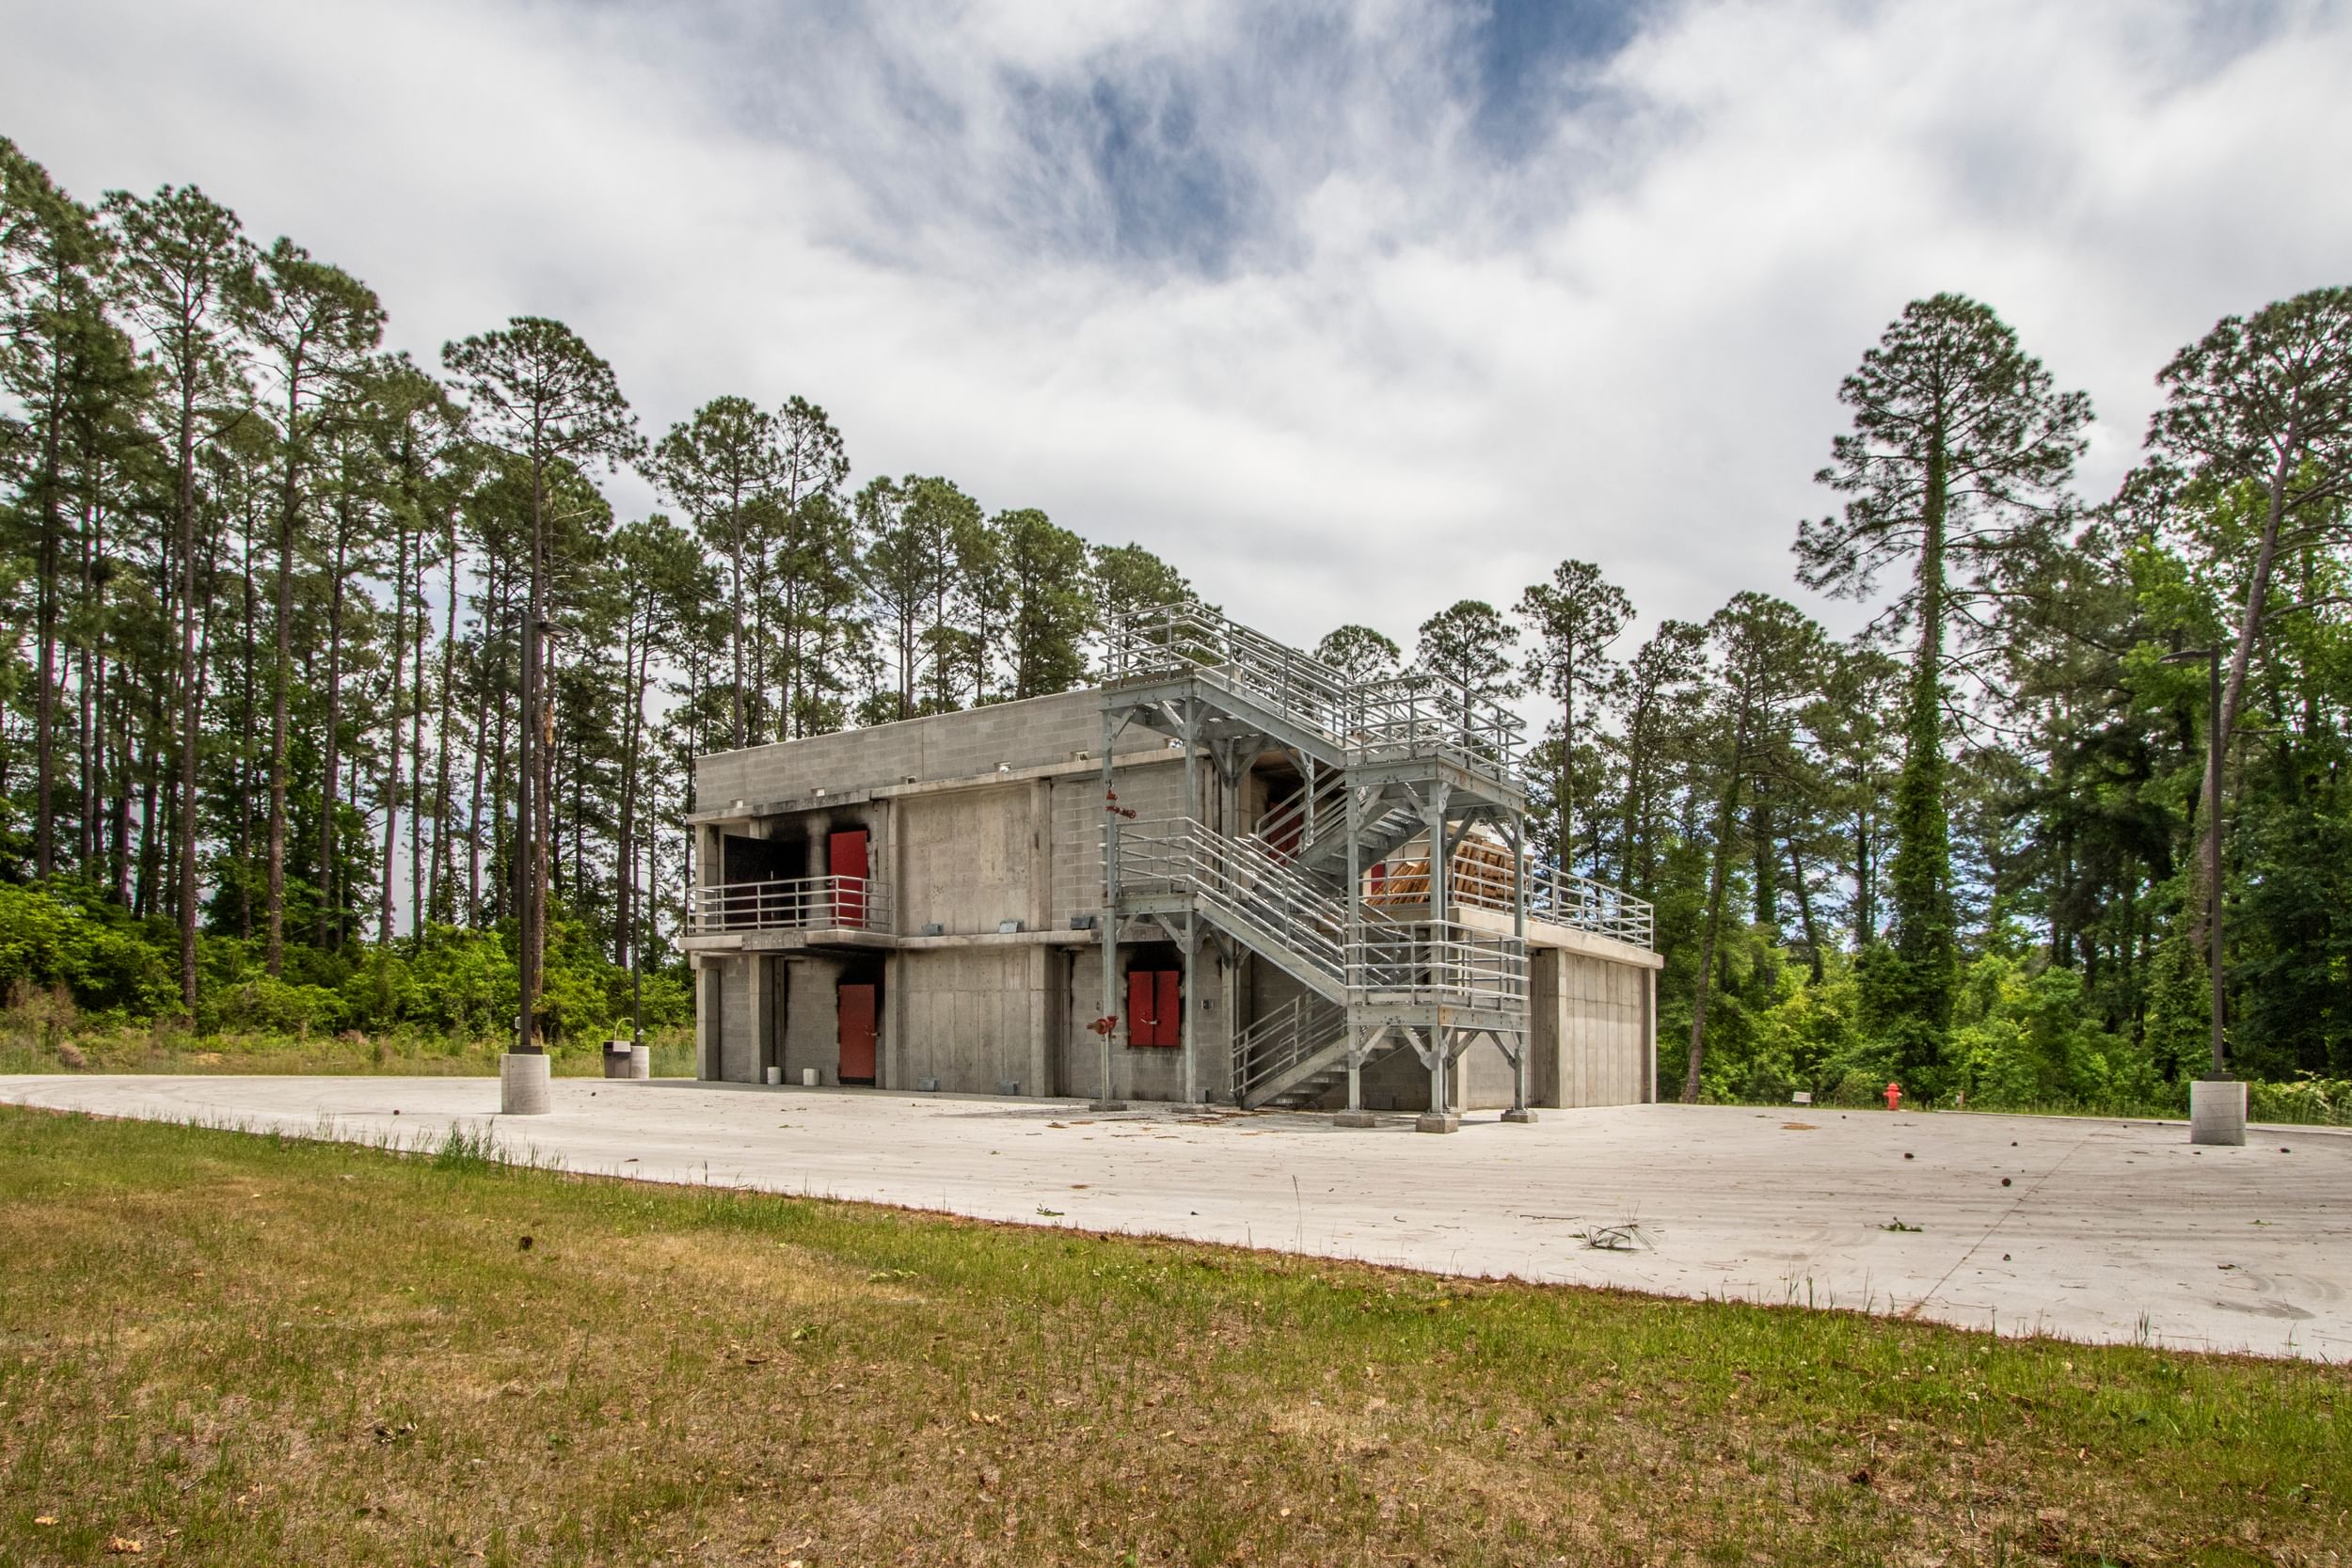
[2190,1078,2247,1146]
[628,1045,650,1080]
[766,1066,782,1085]
[500,1051,552,1116]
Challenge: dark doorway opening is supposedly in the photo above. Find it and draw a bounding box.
[836,957,884,1085]
[1124,940,1184,1049]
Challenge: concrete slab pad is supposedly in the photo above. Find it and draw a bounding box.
[4,1075,2344,1360]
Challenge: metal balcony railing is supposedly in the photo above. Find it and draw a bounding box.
[1348,920,1529,1014]
[1528,865,1655,949]
[1441,854,1657,949]
[692,875,892,934]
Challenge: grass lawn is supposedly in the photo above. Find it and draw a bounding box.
[1,1107,2344,1566]
[0,1017,697,1080]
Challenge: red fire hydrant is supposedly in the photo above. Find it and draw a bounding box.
[1883,1081,1902,1112]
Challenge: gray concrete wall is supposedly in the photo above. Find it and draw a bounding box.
[900,785,1040,938]
[1534,947,1655,1107]
[894,947,1050,1095]
[699,689,1172,809]
[780,956,845,1085]
[716,958,757,1084]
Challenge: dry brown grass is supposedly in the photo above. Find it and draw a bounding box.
[1,1105,2344,1565]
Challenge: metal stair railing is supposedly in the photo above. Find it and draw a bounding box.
[1114,817,1348,989]
[1345,672,1526,775]
[1106,602,1359,740]
[1120,817,1534,1016]
[1107,599,1527,790]
[1251,766,1348,863]
[1234,992,1348,1107]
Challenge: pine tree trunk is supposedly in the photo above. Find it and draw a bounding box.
[31,324,68,881]
[378,507,407,947]
[266,369,302,976]
[1888,426,1958,1069]
[432,523,461,926]
[316,493,351,952]
[174,328,202,1007]
[1682,733,1748,1104]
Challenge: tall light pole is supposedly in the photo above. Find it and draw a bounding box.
[2161,645,2239,1144]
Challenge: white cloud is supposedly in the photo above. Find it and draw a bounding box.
[6,0,2348,661]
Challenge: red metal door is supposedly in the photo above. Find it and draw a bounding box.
[1155,970,1183,1047]
[837,983,877,1082]
[1127,969,1158,1046]
[830,829,869,925]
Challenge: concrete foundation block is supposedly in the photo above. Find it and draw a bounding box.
[2190,1078,2248,1147]
[1334,1110,1379,1129]
[628,1046,650,1080]
[1088,1099,1129,1112]
[500,1052,552,1116]
[1501,1107,1537,1124]
[1415,1112,1461,1134]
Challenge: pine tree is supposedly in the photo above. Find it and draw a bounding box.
[1797,294,2090,1078]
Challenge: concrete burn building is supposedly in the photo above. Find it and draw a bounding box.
[684,604,1661,1127]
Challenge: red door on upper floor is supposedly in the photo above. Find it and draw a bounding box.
[830,829,869,925]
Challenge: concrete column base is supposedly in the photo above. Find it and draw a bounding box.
[1334,1110,1379,1129]
[628,1045,650,1080]
[1088,1100,1129,1112]
[500,1052,552,1116]
[1415,1112,1461,1134]
[2190,1078,2248,1147]
[1501,1107,1537,1124]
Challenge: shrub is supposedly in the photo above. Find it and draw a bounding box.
[200,974,348,1037]
[0,884,173,1015]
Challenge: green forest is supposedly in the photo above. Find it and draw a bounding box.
[2,134,2347,1121]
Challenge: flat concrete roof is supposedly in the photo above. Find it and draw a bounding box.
[5,1075,2343,1361]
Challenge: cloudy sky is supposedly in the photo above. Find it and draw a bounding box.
[6,0,2348,652]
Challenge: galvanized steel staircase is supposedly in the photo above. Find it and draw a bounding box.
[1103,600,1641,1113]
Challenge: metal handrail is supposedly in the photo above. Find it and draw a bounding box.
[1345,671,1525,773]
[692,874,892,934]
[1116,817,1348,984]
[1530,864,1655,949]
[1106,601,1360,738]
[1441,855,1656,949]
[1252,766,1347,862]
[1120,816,1527,1014]
[1235,992,1348,1104]
[1107,600,1526,774]
[1348,919,1529,1011]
